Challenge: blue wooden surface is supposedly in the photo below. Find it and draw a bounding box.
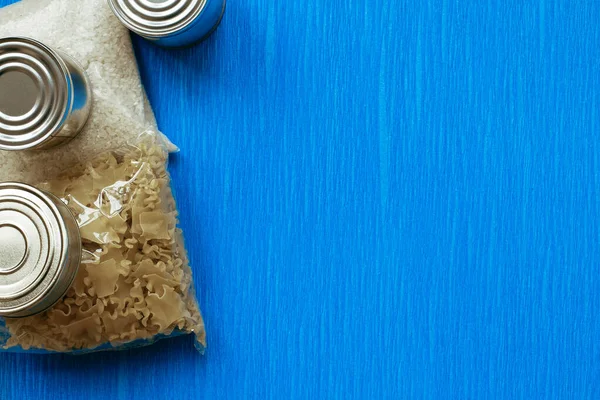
[1,0,600,398]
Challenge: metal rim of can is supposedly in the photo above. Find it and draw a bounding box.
[108,0,209,38]
[0,182,81,318]
[0,37,73,151]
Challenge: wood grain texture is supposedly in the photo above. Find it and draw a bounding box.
[1,0,599,398]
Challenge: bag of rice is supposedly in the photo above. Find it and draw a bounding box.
[0,0,177,184]
[0,0,206,353]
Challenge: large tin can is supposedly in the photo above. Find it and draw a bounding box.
[108,0,226,47]
[0,37,92,151]
[0,182,81,318]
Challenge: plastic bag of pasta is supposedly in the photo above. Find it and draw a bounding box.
[0,0,206,353]
[0,134,206,353]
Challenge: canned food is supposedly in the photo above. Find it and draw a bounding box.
[0,182,81,318]
[108,0,226,47]
[0,37,92,151]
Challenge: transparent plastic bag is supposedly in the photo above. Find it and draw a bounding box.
[0,0,206,353]
[0,134,205,353]
[0,0,177,184]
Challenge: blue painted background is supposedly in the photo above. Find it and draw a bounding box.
[1,0,599,398]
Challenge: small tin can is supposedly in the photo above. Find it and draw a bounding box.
[108,0,226,47]
[0,182,81,318]
[0,37,92,151]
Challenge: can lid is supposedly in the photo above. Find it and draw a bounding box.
[0,37,71,151]
[0,183,77,317]
[109,0,207,37]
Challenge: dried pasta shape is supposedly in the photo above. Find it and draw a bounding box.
[131,259,171,280]
[79,209,125,244]
[47,305,76,327]
[85,259,129,297]
[101,309,140,341]
[68,265,90,297]
[145,274,181,296]
[146,286,190,330]
[61,315,103,343]
[139,210,173,240]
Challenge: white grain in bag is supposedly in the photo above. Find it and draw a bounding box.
[0,0,177,183]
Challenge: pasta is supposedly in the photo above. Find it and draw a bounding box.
[2,136,205,352]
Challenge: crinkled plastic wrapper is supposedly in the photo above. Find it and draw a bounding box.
[0,0,206,353]
[0,134,206,354]
[0,0,178,184]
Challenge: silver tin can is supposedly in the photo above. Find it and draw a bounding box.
[0,37,92,151]
[108,0,226,47]
[0,182,81,318]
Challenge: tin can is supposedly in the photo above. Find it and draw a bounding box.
[108,0,226,47]
[0,182,81,318]
[0,37,92,151]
